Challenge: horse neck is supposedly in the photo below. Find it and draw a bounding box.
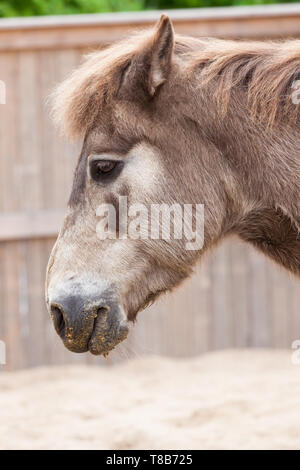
[197,90,300,218]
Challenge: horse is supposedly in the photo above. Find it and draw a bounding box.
[46,15,300,357]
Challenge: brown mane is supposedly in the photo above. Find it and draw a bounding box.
[190,38,300,127]
[51,32,300,139]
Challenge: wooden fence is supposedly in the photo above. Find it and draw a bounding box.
[0,4,299,370]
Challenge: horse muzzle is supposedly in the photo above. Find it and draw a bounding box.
[47,281,129,356]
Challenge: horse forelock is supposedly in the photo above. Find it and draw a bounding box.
[50,28,155,140]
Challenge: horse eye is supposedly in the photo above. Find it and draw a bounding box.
[89,160,122,183]
[95,161,116,174]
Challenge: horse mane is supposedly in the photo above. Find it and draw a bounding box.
[51,29,300,139]
[188,37,300,127]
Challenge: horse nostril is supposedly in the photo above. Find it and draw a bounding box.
[97,306,109,316]
[50,304,66,337]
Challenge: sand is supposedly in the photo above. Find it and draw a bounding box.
[0,349,300,450]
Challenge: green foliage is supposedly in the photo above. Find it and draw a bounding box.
[144,0,297,8]
[0,0,144,17]
[0,0,298,18]
[145,0,299,7]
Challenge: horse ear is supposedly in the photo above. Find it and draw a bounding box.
[119,14,174,99]
[148,14,174,95]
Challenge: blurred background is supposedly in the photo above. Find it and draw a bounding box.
[1,0,300,17]
[0,1,299,372]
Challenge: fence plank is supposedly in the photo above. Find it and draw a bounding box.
[0,210,65,240]
[211,239,233,350]
[248,248,271,347]
[229,238,250,347]
[2,5,300,51]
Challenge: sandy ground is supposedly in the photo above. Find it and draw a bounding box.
[1,349,300,450]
